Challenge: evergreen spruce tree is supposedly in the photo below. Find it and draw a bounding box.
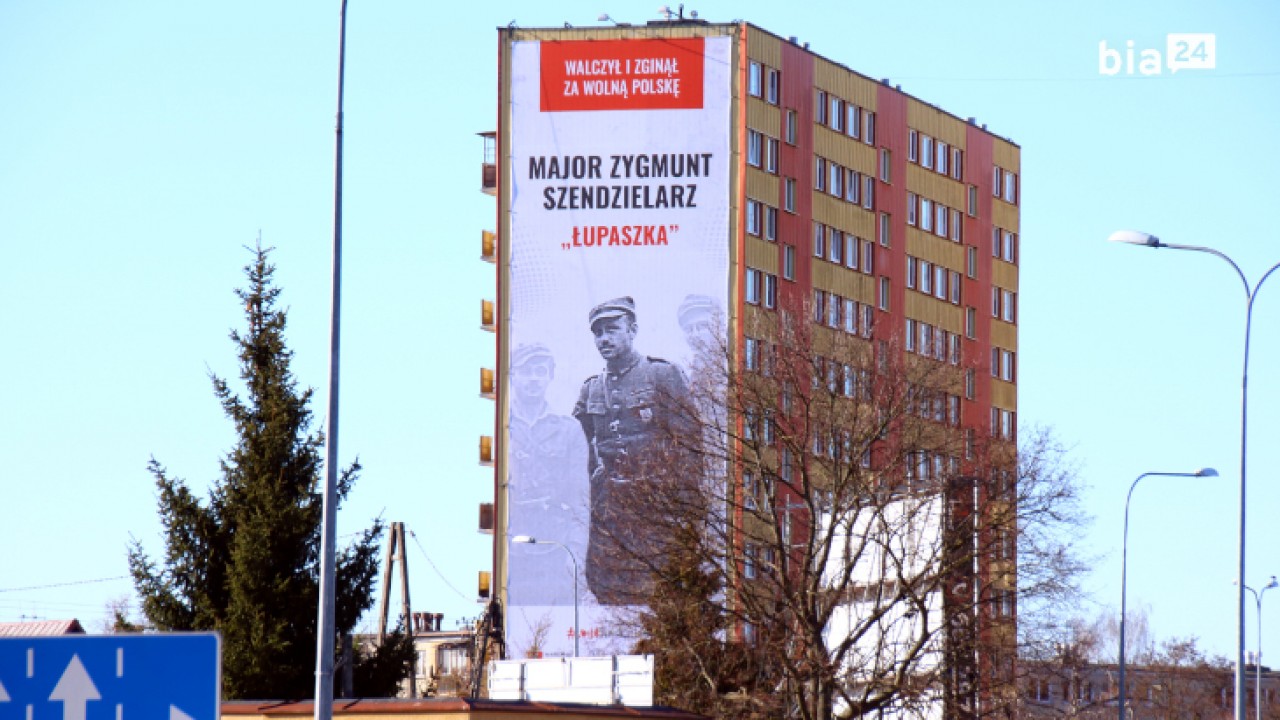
[129,244,414,699]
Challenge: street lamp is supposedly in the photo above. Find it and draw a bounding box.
[1110,230,1280,720]
[1240,576,1279,720]
[511,535,580,657]
[1119,468,1218,720]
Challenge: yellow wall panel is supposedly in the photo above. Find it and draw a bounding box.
[814,127,877,172]
[746,168,779,205]
[746,236,778,273]
[812,195,875,238]
[991,380,1017,410]
[992,260,1019,291]
[747,97,780,137]
[906,101,967,148]
[992,200,1019,234]
[813,262,875,304]
[746,26,782,67]
[906,165,966,210]
[993,141,1020,172]
[991,321,1018,351]
[906,230,965,272]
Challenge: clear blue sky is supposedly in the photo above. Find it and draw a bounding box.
[2,0,1278,661]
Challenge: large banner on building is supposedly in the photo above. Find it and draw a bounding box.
[505,35,731,658]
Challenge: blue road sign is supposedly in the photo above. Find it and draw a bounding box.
[0,633,220,720]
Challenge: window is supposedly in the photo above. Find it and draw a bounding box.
[743,471,758,509]
[991,347,999,377]
[746,269,761,304]
[992,227,1002,257]
[880,148,891,182]
[907,193,917,226]
[921,135,934,169]
[815,156,826,191]
[745,336,758,371]
[908,130,919,162]
[748,62,762,97]
[828,293,840,327]
[1004,170,1018,204]
[919,322,931,357]
[783,245,795,280]
[845,235,858,269]
[952,147,963,180]
[784,178,796,212]
[905,319,917,351]
[937,141,948,175]
[813,222,825,257]
[766,137,779,174]
[967,247,977,278]
[766,68,780,104]
[844,298,857,333]
[966,307,976,338]
[906,257,918,289]
[967,185,978,216]
[935,265,947,300]
[847,104,860,139]
[863,175,874,209]
[763,273,777,309]
[744,543,758,579]
[746,199,761,236]
[830,229,844,263]
[830,96,843,131]
[1002,289,1016,323]
[863,240,874,274]
[936,203,948,238]
[1001,350,1016,381]
[993,166,1002,198]
[920,260,932,295]
[878,277,890,310]
[991,286,1001,317]
[949,332,960,364]
[747,130,762,167]
[813,289,825,323]
[765,206,778,241]
[830,162,843,197]
[920,198,933,233]
[1003,231,1017,263]
[864,111,875,144]
[815,90,827,125]
[878,213,890,246]
[785,110,797,145]
[950,208,961,242]
[950,271,961,304]
[845,169,859,204]
[965,368,975,399]
[863,305,874,337]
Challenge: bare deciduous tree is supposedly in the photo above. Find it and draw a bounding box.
[585,309,1088,720]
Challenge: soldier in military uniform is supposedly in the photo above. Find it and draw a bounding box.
[573,297,692,605]
[508,343,589,606]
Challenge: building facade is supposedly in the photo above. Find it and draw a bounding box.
[478,17,1020,717]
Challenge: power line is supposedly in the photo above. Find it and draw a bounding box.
[0,576,130,593]
[407,529,473,603]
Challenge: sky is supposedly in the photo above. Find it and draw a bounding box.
[2,0,1278,665]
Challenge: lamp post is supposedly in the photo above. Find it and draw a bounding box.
[1240,577,1279,720]
[1119,468,1218,720]
[1110,230,1280,720]
[511,535,580,657]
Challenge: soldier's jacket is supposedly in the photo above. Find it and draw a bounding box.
[573,355,689,480]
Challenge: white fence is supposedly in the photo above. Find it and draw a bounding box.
[488,654,654,706]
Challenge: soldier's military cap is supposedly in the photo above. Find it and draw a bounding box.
[512,342,554,369]
[588,296,636,327]
[677,294,717,331]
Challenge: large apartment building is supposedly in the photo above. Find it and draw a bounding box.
[477,17,1020,717]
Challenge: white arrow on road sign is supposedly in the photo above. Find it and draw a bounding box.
[171,705,195,720]
[0,678,9,701]
[50,654,101,720]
